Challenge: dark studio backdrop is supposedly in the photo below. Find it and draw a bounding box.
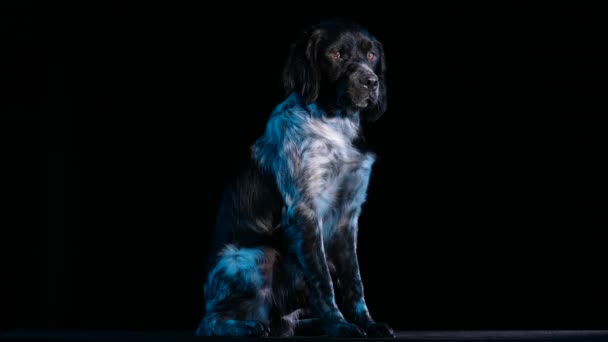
[2,1,607,333]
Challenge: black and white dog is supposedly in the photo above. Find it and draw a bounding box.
[196,20,393,338]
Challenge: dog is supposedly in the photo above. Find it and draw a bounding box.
[196,20,393,338]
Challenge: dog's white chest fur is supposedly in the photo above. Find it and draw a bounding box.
[301,117,375,242]
[252,95,375,242]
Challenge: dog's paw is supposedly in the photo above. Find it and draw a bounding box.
[195,319,270,337]
[324,320,367,338]
[230,320,270,337]
[363,322,395,338]
[245,321,271,337]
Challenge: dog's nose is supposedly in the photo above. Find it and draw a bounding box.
[360,75,379,90]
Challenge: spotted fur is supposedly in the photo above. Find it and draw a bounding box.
[196,20,394,338]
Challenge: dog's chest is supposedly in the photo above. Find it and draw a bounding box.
[304,116,361,163]
[303,118,372,219]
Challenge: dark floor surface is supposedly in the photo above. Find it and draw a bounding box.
[1,331,608,342]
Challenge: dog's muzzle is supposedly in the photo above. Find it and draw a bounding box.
[359,74,379,92]
[343,63,380,108]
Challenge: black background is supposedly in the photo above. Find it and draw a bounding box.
[2,1,607,332]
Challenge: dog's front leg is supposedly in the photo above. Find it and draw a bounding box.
[286,202,367,337]
[331,231,395,338]
[329,156,395,338]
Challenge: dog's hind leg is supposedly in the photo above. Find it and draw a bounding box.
[268,309,324,337]
[271,307,323,337]
[195,245,276,337]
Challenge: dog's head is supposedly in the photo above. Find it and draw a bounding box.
[283,20,387,122]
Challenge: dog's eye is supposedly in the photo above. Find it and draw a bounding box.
[330,51,341,59]
[367,52,376,61]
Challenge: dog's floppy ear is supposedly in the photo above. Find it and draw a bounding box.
[362,41,387,122]
[283,26,322,104]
